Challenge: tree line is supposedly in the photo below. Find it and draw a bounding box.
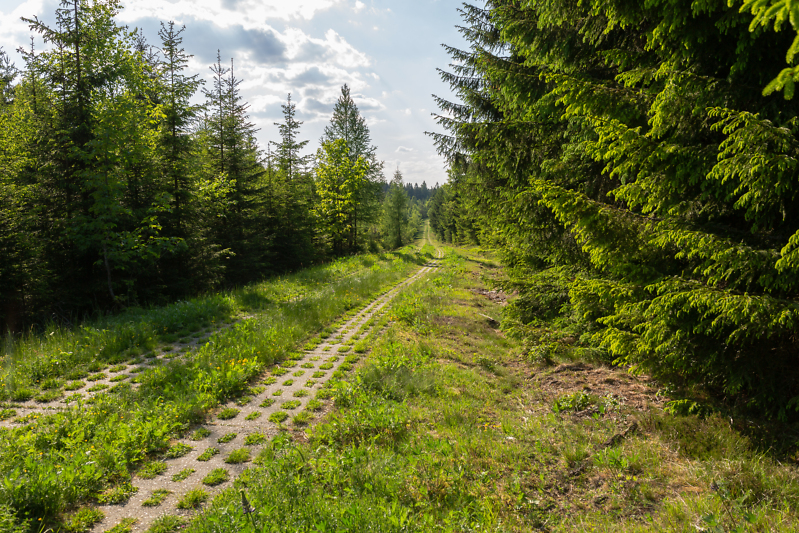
[431,0,799,420]
[0,0,421,331]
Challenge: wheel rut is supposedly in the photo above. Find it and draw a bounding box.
[91,255,441,532]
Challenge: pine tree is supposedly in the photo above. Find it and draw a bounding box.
[382,169,409,249]
[320,84,383,250]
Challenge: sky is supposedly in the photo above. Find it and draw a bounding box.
[0,0,470,186]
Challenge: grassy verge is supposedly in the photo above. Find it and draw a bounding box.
[186,245,799,532]
[0,248,428,530]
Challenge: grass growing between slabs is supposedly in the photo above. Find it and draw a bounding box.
[0,248,429,531]
[184,246,799,532]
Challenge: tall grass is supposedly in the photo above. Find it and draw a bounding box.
[0,249,424,530]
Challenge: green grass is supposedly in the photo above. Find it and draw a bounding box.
[142,489,171,507]
[171,468,195,482]
[64,380,86,391]
[305,399,323,411]
[293,389,309,398]
[281,379,294,386]
[292,370,305,377]
[63,507,104,532]
[268,411,289,423]
[217,407,239,420]
[145,514,186,533]
[190,428,211,441]
[263,376,277,385]
[164,443,193,459]
[292,411,313,425]
[217,433,237,444]
[106,518,136,533]
[197,447,219,461]
[176,488,209,510]
[259,398,275,408]
[281,400,301,410]
[202,468,230,486]
[244,433,266,446]
[0,409,16,420]
[244,411,261,421]
[0,248,426,529]
[137,461,168,479]
[312,371,326,378]
[97,482,138,504]
[224,448,250,464]
[319,363,334,370]
[181,243,799,533]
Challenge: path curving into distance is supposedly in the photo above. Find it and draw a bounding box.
[91,252,442,532]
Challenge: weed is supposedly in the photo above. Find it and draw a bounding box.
[282,379,294,386]
[304,380,316,387]
[10,388,35,402]
[293,411,313,425]
[244,433,266,445]
[145,514,186,533]
[98,482,138,504]
[171,468,195,482]
[217,407,240,420]
[176,488,209,510]
[319,363,334,370]
[190,428,211,441]
[202,468,230,486]
[344,355,359,364]
[164,443,192,459]
[63,506,104,532]
[217,433,237,444]
[109,375,127,383]
[142,489,171,507]
[301,362,315,369]
[293,390,309,398]
[305,399,323,411]
[86,373,106,382]
[106,518,137,533]
[312,371,326,379]
[249,385,266,395]
[272,389,283,396]
[281,400,301,410]
[64,380,85,391]
[292,370,305,377]
[109,364,127,373]
[0,409,16,420]
[338,346,351,353]
[269,411,289,423]
[263,377,277,385]
[86,383,108,392]
[259,399,275,408]
[316,389,334,400]
[197,447,219,461]
[138,461,167,479]
[225,448,251,464]
[245,411,261,421]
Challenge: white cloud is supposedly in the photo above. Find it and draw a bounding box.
[354,1,365,11]
[119,0,344,28]
[395,146,413,153]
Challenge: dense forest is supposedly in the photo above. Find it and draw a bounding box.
[430,0,799,421]
[0,0,423,332]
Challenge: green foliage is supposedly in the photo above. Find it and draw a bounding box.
[171,468,194,482]
[224,448,250,464]
[201,468,229,487]
[63,507,104,532]
[176,488,208,510]
[432,0,799,420]
[142,489,171,507]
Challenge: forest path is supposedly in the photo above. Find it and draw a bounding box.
[92,252,441,533]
